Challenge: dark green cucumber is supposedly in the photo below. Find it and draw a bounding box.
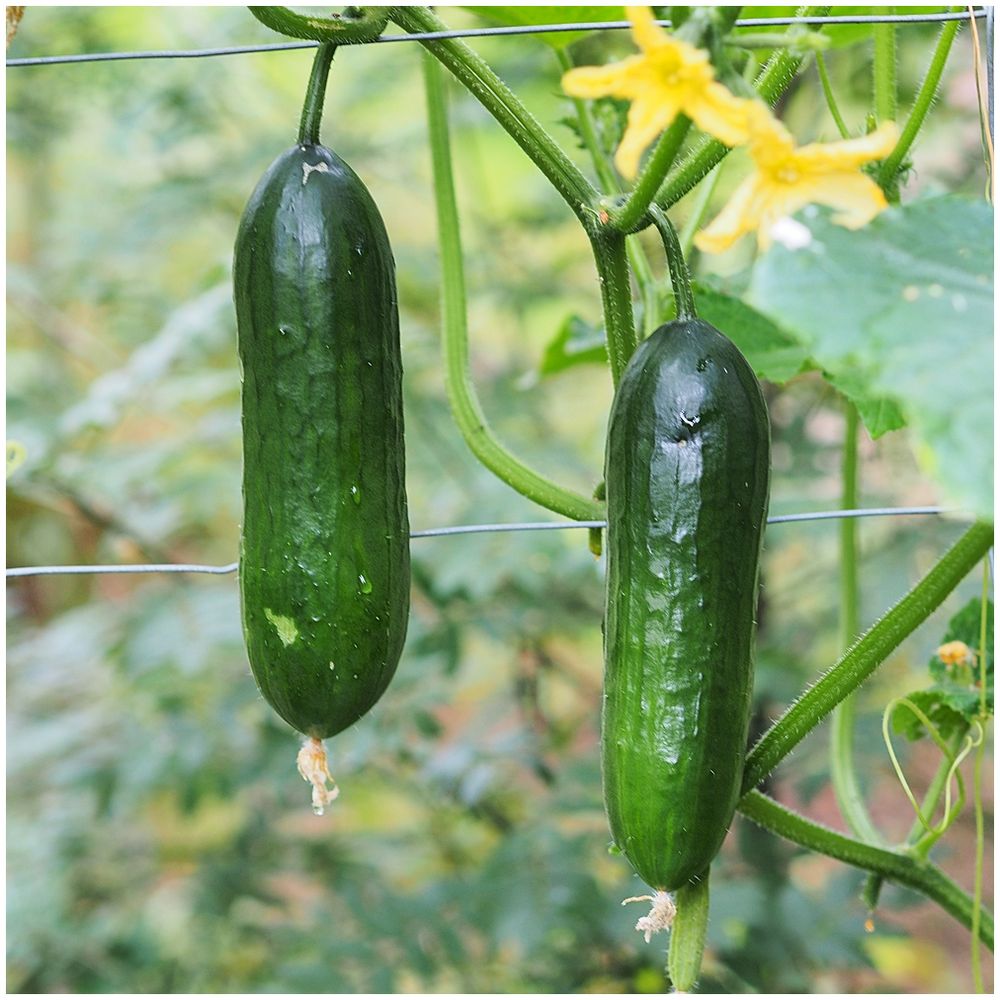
[604,318,770,891]
[234,142,409,739]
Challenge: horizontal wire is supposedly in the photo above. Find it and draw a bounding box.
[5,506,962,578]
[6,10,985,68]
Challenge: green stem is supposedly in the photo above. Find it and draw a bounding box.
[391,6,599,229]
[422,54,602,522]
[555,49,618,193]
[679,160,724,259]
[743,521,995,792]
[816,50,850,139]
[911,726,972,859]
[648,206,696,321]
[738,789,993,949]
[555,49,659,336]
[729,30,830,50]
[611,117,692,234]
[972,734,986,989]
[657,5,832,209]
[249,5,389,43]
[298,42,336,145]
[971,559,990,991]
[668,873,711,992]
[863,723,971,911]
[591,232,638,384]
[877,14,962,196]
[873,12,898,124]
[830,404,882,844]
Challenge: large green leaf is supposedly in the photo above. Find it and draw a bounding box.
[463,6,625,48]
[749,196,993,519]
[694,284,812,384]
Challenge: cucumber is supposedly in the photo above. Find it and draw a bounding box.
[603,317,770,892]
[234,134,409,741]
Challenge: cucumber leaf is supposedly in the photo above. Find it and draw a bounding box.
[749,196,993,520]
[694,284,812,384]
[892,598,993,741]
[538,314,607,376]
[537,288,811,385]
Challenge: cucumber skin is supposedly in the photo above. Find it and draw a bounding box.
[235,144,409,739]
[604,318,770,891]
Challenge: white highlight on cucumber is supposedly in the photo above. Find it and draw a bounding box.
[301,160,331,185]
[264,608,299,647]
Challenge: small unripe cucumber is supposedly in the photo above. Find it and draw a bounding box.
[603,318,770,891]
[234,143,409,739]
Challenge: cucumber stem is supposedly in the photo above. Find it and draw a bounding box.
[739,788,994,949]
[877,12,962,197]
[422,53,604,522]
[649,206,697,321]
[298,42,336,146]
[668,873,710,993]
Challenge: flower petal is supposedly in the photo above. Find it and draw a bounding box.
[796,122,899,171]
[801,171,889,228]
[688,84,757,148]
[626,5,669,54]
[694,174,764,254]
[614,93,679,178]
[746,106,797,164]
[562,57,647,100]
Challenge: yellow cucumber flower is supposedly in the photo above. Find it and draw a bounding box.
[937,640,972,667]
[562,5,752,178]
[695,109,900,253]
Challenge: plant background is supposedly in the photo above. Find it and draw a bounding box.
[6,6,993,993]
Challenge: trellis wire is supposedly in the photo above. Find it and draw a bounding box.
[6,9,986,67]
[5,506,964,578]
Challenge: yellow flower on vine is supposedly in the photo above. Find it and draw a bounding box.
[695,108,899,253]
[937,640,972,667]
[561,6,752,178]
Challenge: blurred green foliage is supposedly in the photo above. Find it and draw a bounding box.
[6,6,992,993]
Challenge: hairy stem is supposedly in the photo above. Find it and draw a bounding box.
[612,117,691,233]
[877,13,962,195]
[591,232,638,384]
[668,873,711,992]
[744,521,995,792]
[816,50,850,138]
[423,54,602,521]
[873,13,898,124]
[738,789,993,949]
